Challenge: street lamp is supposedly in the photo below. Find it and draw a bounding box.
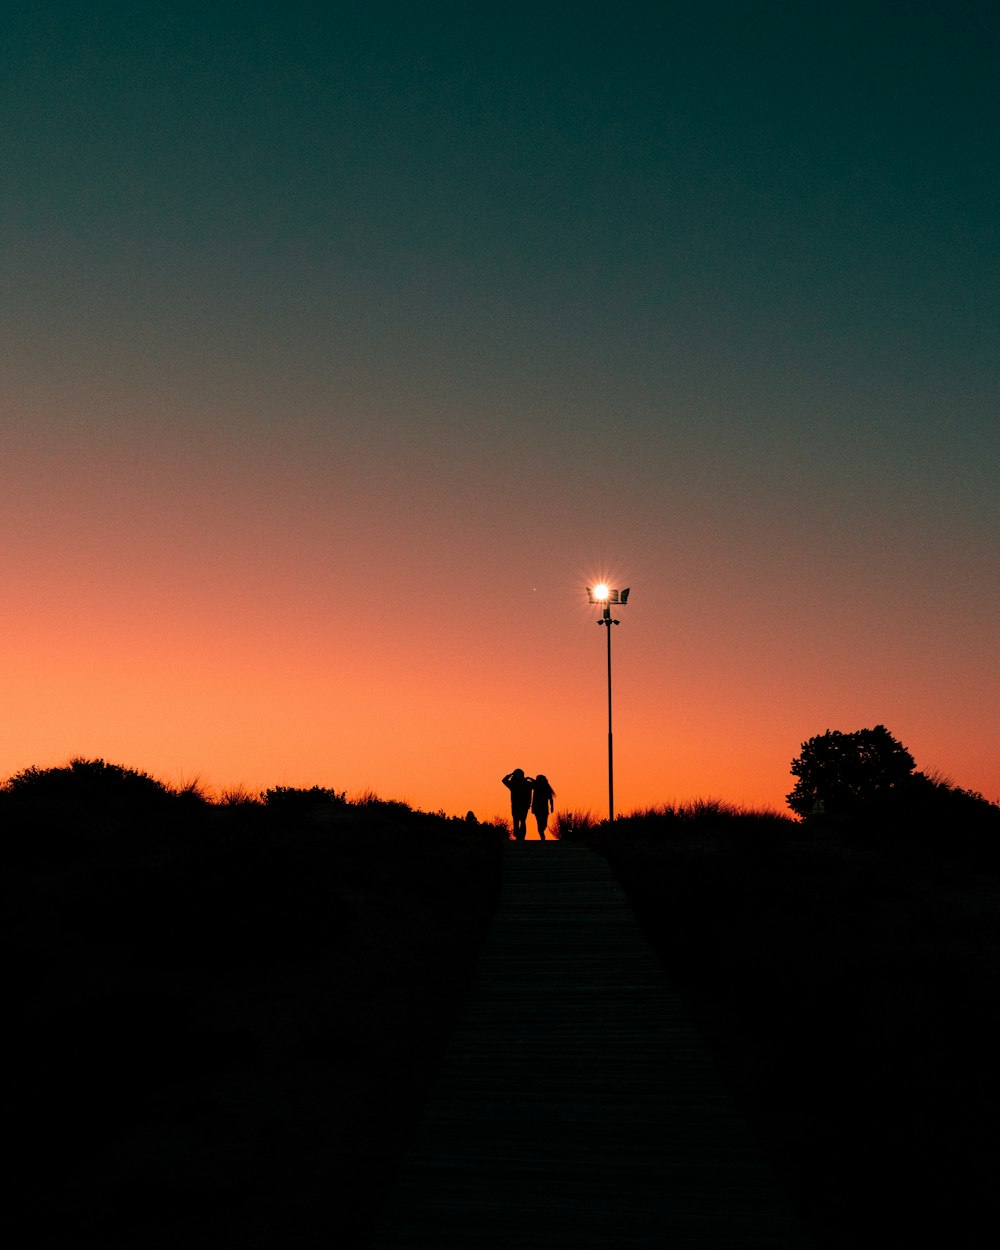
[587,583,630,821]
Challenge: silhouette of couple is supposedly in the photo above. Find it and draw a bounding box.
[501,769,555,841]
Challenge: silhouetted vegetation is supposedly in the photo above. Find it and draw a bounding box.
[4,759,502,1249]
[787,726,1000,864]
[589,799,1000,1248]
[4,756,178,803]
[262,783,348,813]
[551,809,599,842]
[787,724,917,816]
[7,751,999,1248]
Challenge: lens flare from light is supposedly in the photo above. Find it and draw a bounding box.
[593,583,610,601]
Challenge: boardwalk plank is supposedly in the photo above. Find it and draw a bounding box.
[373,842,813,1248]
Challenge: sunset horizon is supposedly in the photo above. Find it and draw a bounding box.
[5,3,997,832]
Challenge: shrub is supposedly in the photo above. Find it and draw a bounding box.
[262,785,347,809]
[1,758,173,807]
[891,770,1000,851]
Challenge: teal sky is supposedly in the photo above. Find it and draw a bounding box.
[4,2,998,816]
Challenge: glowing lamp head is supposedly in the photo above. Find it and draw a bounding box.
[587,584,630,606]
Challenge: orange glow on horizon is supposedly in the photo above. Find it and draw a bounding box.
[5,431,999,830]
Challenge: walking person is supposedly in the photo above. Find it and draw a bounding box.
[501,769,532,841]
[531,774,555,839]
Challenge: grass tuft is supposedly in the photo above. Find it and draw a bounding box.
[551,809,598,841]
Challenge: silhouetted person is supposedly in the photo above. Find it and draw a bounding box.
[501,769,532,841]
[531,774,555,839]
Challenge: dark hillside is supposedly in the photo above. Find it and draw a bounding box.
[593,809,1000,1249]
[4,771,502,1248]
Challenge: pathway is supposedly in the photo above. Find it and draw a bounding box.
[372,841,813,1248]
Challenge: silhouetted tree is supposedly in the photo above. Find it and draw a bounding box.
[787,726,916,818]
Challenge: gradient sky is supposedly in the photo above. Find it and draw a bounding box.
[4,1,998,824]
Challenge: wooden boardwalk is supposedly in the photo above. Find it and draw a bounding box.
[372,842,813,1248]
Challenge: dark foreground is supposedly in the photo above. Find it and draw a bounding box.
[595,815,1000,1250]
[8,791,1000,1248]
[6,795,501,1249]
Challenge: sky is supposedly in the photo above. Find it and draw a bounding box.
[3,1,998,825]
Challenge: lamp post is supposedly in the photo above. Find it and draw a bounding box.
[587,583,630,822]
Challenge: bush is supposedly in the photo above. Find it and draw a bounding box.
[1,757,175,808]
[262,785,347,809]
